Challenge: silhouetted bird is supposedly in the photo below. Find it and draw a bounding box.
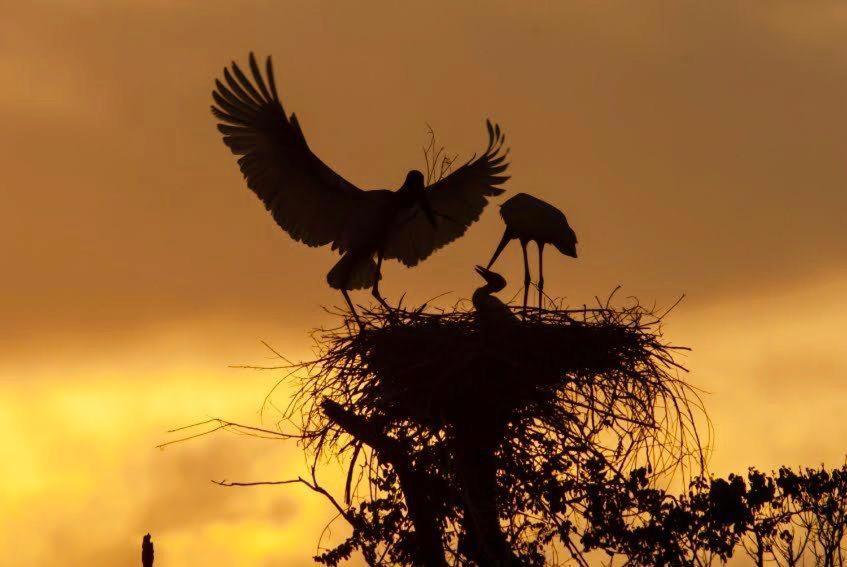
[472,266,516,327]
[141,533,154,567]
[212,54,509,322]
[459,275,522,565]
[485,193,577,311]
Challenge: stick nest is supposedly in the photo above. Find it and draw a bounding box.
[289,296,707,479]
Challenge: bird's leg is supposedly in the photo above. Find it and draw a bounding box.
[486,229,511,269]
[520,239,531,316]
[537,242,545,313]
[371,250,391,311]
[341,290,364,329]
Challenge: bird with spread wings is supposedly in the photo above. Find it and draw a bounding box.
[212,53,509,322]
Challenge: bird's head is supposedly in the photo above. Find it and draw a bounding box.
[402,169,425,192]
[557,240,578,259]
[474,265,507,293]
[400,169,437,227]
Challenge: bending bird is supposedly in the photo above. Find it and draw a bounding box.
[211,54,509,321]
[485,193,577,311]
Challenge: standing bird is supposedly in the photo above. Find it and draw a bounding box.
[486,193,577,311]
[211,54,509,322]
[472,265,516,327]
[141,533,154,567]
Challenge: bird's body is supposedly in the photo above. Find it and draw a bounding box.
[486,193,578,311]
[211,54,509,321]
[472,266,516,327]
[333,190,400,259]
[325,189,412,291]
[498,193,577,257]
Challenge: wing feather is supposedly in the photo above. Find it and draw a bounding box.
[211,53,363,249]
[384,120,509,266]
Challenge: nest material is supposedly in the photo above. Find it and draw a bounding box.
[292,298,704,478]
[262,298,710,565]
[353,309,650,422]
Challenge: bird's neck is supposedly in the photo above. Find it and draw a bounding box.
[472,285,495,308]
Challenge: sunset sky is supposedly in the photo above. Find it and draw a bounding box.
[3,2,847,565]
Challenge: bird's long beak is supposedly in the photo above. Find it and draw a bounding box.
[421,195,437,227]
[474,265,506,290]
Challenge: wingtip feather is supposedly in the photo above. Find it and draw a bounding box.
[265,56,279,102]
[230,60,264,104]
[249,53,272,101]
[485,120,495,151]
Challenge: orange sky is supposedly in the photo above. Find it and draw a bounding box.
[2,2,847,565]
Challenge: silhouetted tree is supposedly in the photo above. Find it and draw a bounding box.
[208,300,709,566]
[171,301,847,566]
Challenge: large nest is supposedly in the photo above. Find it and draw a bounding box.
[223,295,711,565]
[290,296,707,480]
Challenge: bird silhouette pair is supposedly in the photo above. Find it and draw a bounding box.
[212,54,577,324]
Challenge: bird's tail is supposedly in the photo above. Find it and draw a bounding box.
[327,253,380,290]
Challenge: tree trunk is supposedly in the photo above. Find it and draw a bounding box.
[452,418,523,567]
[322,400,448,567]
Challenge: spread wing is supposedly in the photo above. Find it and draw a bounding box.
[212,53,363,250]
[384,121,509,266]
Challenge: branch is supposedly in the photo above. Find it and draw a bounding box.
[321,399,448,567]
[213,479,303,487]
[156,417,293,449]
[214,475,353,525]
